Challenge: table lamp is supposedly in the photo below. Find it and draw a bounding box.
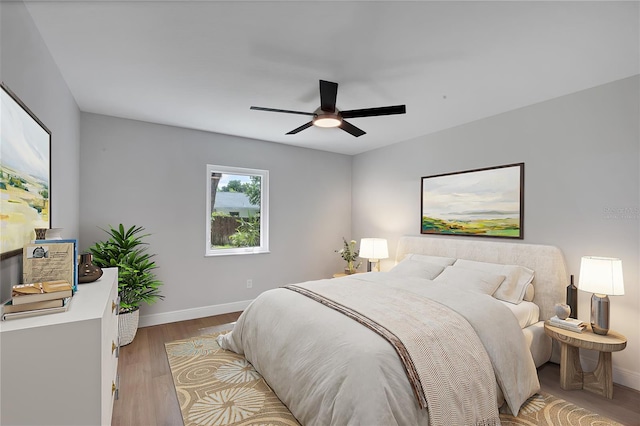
[578,256,624,335]
[359,238,389,272]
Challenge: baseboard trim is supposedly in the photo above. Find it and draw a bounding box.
[138,299,253,328]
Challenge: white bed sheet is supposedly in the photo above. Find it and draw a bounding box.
[500,300,540,329]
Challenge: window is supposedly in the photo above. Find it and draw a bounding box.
[206,165,269,256]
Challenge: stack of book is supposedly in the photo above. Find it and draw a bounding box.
[2,280,73,321]
[549,315,586,333]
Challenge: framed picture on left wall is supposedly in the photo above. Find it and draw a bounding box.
[0,82,51,260]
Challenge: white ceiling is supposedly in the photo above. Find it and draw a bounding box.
[24,1,639,155]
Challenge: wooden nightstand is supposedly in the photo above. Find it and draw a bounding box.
[544,321,626,399]
[332,272,364,278]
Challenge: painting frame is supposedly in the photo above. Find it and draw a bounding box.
[421,163,524,239]
[1,82,52,260]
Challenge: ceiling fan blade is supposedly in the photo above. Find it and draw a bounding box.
[251,106,315,116]
[286,121,314,135]
[341,105,406,119]
[319,80,338,112]
[340,120,366,137]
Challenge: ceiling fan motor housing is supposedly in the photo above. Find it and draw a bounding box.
[313,107,342,128]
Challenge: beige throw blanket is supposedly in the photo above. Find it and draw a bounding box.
[286,280,500,426]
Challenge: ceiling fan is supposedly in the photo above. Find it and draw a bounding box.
[250,80,406,137]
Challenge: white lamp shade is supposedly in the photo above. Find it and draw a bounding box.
[359,238,389,260]
[578,256,625,296]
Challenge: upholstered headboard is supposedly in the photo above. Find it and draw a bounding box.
[396,236,569,321]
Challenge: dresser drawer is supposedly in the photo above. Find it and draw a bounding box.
[1,268,119,426]
[101,273,120,424]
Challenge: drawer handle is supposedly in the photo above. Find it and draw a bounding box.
[115,375,120,400]
[112,381,116,395]
[112,301,117,313]
[112,341,117,354]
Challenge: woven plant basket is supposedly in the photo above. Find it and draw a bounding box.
[119,308,140,346]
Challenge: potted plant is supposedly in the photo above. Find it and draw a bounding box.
[88,224,164,345]
[335,237,362,274]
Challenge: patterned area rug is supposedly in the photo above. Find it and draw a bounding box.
[165,333,622,426]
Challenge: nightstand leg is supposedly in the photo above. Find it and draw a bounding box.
[559,342,583,390]
[583,351,614,399]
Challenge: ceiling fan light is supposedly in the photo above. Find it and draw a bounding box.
[313,115,342,128]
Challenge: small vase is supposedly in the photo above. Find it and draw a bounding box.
[34,228,48,240]
[554,303,571,320]
[345,261,356,275]
[78,253,103,284]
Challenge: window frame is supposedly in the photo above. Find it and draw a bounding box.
[205,164,269,256]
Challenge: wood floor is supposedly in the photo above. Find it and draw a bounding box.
[112,312,640,426]
[111,312,242,426]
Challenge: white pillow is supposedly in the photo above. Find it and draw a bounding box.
[453,259,534,304]
[388,259,445,280]
[401,253,457,267]
[434,267,505,295]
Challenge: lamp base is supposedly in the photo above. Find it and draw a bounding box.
[369,259,380,272]
[591,293,610,335]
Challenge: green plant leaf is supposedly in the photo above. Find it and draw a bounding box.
[87,224,163,310]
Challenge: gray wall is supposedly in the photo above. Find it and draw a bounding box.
[0,1,81,300]
[352,76,640,390]
[79,113,352,324]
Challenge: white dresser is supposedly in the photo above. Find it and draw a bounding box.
[0,267,119,426]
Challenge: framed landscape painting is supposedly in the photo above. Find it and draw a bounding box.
[421,163,524,239]
[0,83,51,259]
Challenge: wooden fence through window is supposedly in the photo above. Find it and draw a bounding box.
[211,216,240,246]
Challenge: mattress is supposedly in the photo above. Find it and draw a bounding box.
[523,321,552,367]
[500,300,549,367]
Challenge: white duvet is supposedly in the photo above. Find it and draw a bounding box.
[218,272,539,426]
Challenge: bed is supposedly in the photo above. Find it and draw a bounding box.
[218,236,569,425]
